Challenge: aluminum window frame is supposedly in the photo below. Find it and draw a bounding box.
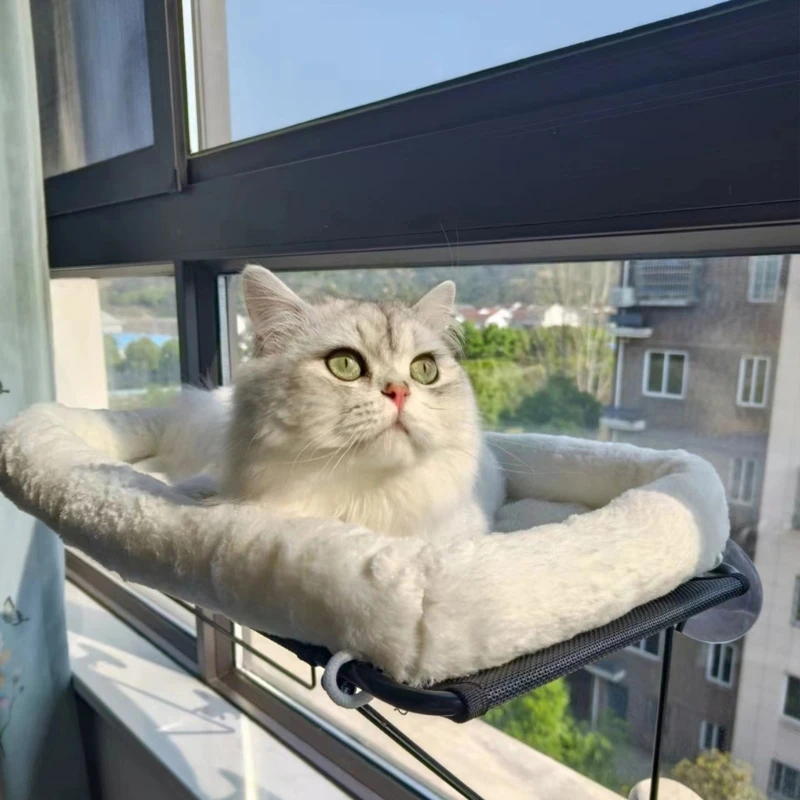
[748,255,783,303]
[736,355,772,408]
[642,349,689,399]
[706,642,736,688]
[729,456,759,506]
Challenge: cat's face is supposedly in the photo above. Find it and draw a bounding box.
[234,265,480,474]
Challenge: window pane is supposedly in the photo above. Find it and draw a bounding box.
[721,646,733,685]
[785,676,800,721]
[647,352,665,394]
[741,358,754,404]
[666,354,685,396]
[731,458,743,500]
[643,633,661,656]
[50,274,193,633]
[754,358,768,405]
[743,460,756,504]
[220,254,799,797]
[710,644,721,679]
[185,0,719,150]
[608,685,628,720]
[31,0,154,177]
[795,578,800,623]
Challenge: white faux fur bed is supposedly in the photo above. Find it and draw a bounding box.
[0,402,729,685]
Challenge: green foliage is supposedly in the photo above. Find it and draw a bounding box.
[158,338,181,382]
[485,680,620,790]
[124,337,161,373]
[514,373,601,433]
[100,279,176,317]
[462,359,542,426]
[671,751,764,800]
[103,334,123,370]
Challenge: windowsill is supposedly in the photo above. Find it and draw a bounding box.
[65,581,348,800]
[780,714,800,731]
[66,580,623,800]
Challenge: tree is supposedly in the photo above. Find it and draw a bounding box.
[103,334,123,370]
[158,338,181,384]
[485,679,620,790]
[513,373,601,433]
[671,751,764,800]
[124,337,160,375]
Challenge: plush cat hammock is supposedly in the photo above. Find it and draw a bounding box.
[0,402,760,800]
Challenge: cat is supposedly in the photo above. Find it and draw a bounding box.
[169,264,504,540]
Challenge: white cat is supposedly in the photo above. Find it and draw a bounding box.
[168,265,504,540]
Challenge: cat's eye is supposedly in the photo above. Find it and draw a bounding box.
[410,355,438,385]
[325,349,364,381]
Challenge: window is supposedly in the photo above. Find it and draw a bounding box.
[785,676,800,722]
[772,761,800,800]
[794,578,800,627]
[629,632,664,659]
[737,356,770,407]
[643,351,687,399]
[49,275,195,640]
[630,259,700,305]
[706,643,735,687]
[729,457,757,505]
[38,0,800,796]
[699,720,727,751]
[607,684,629,721]
[749,256,782,303]
[187,1,724,149]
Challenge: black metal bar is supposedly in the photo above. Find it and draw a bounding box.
[650,626,675,800]
[47,0,800,268]
[356,705,485,800]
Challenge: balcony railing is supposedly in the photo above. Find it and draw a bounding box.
[629,259,701,306]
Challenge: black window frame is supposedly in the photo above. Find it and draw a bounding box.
[45,0,800,797]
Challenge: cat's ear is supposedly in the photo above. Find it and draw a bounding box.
[413,280,456,332]
[242,264,309,354]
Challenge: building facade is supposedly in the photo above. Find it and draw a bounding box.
[584,255,790,774]
[732,254,800,798]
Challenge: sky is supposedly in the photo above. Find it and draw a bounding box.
[222,0,718,143]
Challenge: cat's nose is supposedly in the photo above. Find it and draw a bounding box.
[382,382,409,412]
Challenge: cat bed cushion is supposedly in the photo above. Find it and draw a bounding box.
[0,402,728,685]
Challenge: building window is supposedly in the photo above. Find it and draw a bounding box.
[771,761,800,800]
[737,356,770,407]
[643,351,687,399]
[628,632,664,659]
[699,720,727,751]
[630,259,700,305]
[706,643,735,687]
[793,472,800,531]
[785,676,800,722]
[607,684,629,721]
[729,457,757,505]
[748,255,781,303]
[793,578,800,627]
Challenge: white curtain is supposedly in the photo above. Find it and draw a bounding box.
[0,0,90,797]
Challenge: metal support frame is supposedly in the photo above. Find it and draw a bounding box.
[649,626,676,800]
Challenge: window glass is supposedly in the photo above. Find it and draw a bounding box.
[748,256,782,303]
[183,0,719,150]
[794,578,800,625]
[738,357,770,407]
[773,762,800,800]
[50,275,193,632]
[647,352,665,395]
[31,0,154,177]
[785,676,800,721]
[220,254,797,798]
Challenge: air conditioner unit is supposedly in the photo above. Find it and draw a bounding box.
[609,286,637,308]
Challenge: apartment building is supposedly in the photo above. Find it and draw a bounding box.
[732,255,800,798]
[583,255,789,769]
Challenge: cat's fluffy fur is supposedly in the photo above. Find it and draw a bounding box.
[172,265,503,539]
